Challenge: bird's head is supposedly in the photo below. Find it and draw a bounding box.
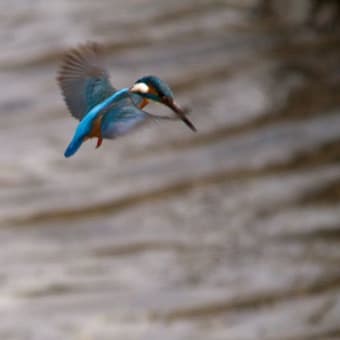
[130,75,196,131]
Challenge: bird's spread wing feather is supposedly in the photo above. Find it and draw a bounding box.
[101,106,147,138]
[100,94,179,139]
[100,94,145,138]
[57,42,115,120]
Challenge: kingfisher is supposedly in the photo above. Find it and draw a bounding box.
[57,42,196,158]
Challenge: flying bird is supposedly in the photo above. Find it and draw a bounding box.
[57,43,196,157]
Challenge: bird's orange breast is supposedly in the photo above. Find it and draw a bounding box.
[140,98,149,109]
[86,116,102,139]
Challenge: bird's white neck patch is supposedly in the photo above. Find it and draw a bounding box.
[131,82,150,94]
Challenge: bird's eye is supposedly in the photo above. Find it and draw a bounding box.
[161,94,169,100]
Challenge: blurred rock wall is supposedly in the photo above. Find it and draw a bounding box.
[258,0,340,29]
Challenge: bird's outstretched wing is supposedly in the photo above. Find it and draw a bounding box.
[57,42,115,120]
[100,93,179,139]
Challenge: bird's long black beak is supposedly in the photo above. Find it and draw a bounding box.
[162,97,197,132]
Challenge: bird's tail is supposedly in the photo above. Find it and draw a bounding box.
[64,136,84,158]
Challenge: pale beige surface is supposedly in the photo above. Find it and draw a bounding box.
[0,1,339,339]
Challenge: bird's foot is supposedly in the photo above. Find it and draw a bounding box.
[96,136,103,148]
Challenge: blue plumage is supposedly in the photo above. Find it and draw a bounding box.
[58,43,195,158]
